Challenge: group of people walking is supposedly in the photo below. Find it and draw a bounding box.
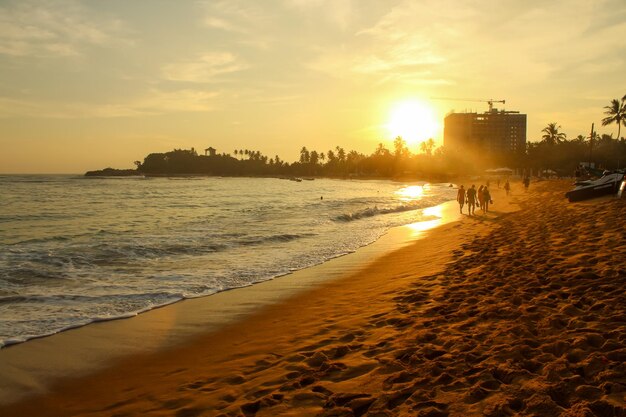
[456,180,508,215]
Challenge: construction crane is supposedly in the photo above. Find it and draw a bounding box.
[431,97,506,113]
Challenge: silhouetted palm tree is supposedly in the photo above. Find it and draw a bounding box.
[393,136,407,157]
[375,143,389,156]
[541,123,567,145]
[300,147,310,164]
[336,146,346,163]
[419,138,435,156]
[601,97,626,139]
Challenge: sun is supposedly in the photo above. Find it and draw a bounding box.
[386,100,439,146]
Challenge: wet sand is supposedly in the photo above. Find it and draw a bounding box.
[2,180,626,416]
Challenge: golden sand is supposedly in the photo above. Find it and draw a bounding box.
[1,180,625,417]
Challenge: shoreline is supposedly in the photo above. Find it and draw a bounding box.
[0,178,450,349]
[0,196,469,406]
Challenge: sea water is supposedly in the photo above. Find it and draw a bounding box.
[0,175,456,347]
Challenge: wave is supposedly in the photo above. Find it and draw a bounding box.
[0,292,185,348]
[0,213,73,223]
[238,233,311,246]
[333,202,429,222]
[9,230,117,245]
[1,233,315,277]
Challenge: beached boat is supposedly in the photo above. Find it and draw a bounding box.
[565,171,625,202]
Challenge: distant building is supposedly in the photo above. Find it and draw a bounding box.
[444,109,527,154]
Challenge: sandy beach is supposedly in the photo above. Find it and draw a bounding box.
[2,179,625,417]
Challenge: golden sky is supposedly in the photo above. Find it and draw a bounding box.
[1,0,625,173]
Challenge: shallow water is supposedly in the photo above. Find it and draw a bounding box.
[0,175,456,346]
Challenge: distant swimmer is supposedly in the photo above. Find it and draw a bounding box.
[457,185,466,214]
[466,185,477,216]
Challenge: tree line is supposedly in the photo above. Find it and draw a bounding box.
[129,95,626,179]
[524,94,626,175]
[135,138,449,179]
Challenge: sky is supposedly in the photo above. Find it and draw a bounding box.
[1,0,625,173]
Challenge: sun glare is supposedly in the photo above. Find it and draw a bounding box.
[396,185,425,201]
[386,100,439,146]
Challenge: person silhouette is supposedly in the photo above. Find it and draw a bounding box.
[457,185,466,214]
[483,186,492,212]
[466,185,477,215]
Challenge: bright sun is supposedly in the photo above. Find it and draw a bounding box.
[386,100,439,146]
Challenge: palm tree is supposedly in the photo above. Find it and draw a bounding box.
[601,97,626,140]
[393,136,407,157]
[375,143,390,156]
[541,123,567,145]
[419,138,435,156]
[300,147,310,164]
[336,146,346,163]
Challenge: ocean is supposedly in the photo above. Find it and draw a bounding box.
[0,175,456,347]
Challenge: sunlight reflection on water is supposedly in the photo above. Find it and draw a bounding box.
[395,184,427,201]
[406,205,445,238]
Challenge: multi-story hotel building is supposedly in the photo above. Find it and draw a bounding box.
[444,110,527,154]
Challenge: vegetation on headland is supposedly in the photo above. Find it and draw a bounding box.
[87,96,626,178]
[85,168,143,177]
[130,139,450,179]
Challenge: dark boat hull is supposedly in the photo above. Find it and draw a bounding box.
[565,173,624,202]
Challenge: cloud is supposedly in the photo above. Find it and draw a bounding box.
[198,1,268,34]
[0,0,131,57]
[307,0,626,90]
[161,52,247,83]
[285,0,355,30]
[0,89,219,119]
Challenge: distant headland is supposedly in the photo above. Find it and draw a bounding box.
[84,168,144,177]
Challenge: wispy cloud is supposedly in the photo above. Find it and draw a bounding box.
[161,52,247,83]
[198,1,269,34]
[0,0,131,57]
[308,0,626,91]
[0,89,219,118]
[285,0,356,31]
